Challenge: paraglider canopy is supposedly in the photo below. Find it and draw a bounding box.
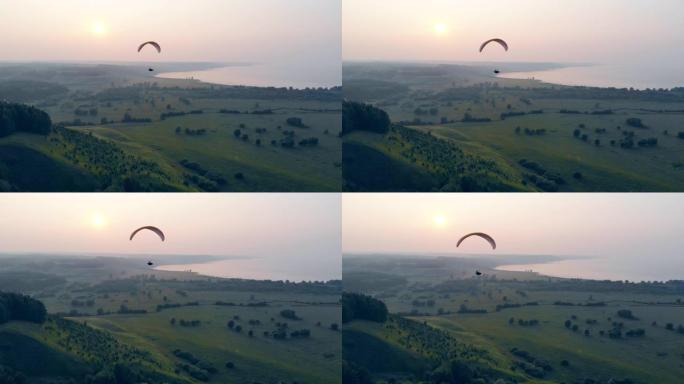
[457,232,496,250]
[479,38,508,53]
[138,41,161,53]
[130,226,165,242]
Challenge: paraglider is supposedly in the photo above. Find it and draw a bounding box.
[475,270,483,276]
[138,41,161,53]
[493,69,501,74]
[479,38,508,53]
[138,42,161,73]
[457,232,496,250]
[147,261,154,266]
[130,226,166,242]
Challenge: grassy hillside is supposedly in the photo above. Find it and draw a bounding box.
[343,255,684,384]
[0,318,190,384]
[343,126,530,192]
[0,63,341,192]
[0,255,342,384]
[343,62,684,192]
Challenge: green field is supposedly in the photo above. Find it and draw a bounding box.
[343,255,684,383]
[343,62,684,192]
[0,63,341,192]
[0,255,342,383]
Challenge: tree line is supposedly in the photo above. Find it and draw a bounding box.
[0,102,52,137]
[0,291,47,324]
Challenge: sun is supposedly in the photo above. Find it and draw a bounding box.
[433,23,448,36]
[91,20,108,37]
[433,214,447,227]
[91,213,108,229]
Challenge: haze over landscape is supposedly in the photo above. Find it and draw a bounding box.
[1,0,340,63]
[343,194,684,281]
[0,0,341,87]
[0,194,341,281]
[343,0,684,89]
[343,0,684,64]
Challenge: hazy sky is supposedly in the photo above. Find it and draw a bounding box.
[343,194,684,259]
[343,0,684,64]
[0,194,340,270]
[0,0,340,65]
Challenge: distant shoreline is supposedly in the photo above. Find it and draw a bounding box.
[499,63,684,90]
[157,62,342,90]
[155,258,341,283]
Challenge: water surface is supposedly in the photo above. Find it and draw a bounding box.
[502,64,684,90]
[158,61,341,89]
[156,257,340,282]
[497,255,684,282]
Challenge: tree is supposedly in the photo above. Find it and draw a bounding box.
[286,117,308,128]
[280,309,300,320]
[626,117,646,128]
[0,102,52,137]
[342,293,388,323]
[342,101,390,135]
[0,292,47,324]
[617,309,637,320]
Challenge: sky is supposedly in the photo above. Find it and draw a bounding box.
[0,0,341,66]
[343,0,684,64]
[0,194,341,278]
[342,194,684,260]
